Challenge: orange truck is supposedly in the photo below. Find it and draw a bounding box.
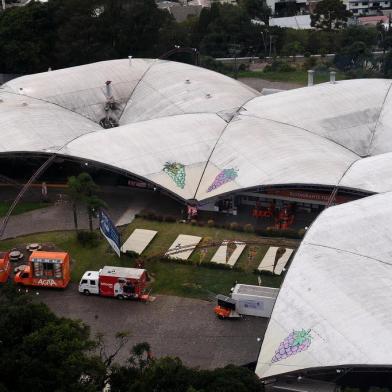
[14,251,70,289]
[0,252,11,284]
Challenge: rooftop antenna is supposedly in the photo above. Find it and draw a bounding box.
[100,80,118,129]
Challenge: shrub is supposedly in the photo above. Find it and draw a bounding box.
[77,230,99,247]
[297,228,306,237]
[141,210,156,220]
[244,223,254,233]
[264,60,295,73]
[229,222,238,230]
[207,219,215,227]
[123,250,139,259]
[238,63,248,72]
[303,56,317,70]
[235,224,244,232]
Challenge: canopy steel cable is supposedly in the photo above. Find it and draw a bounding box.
[0,154,57,239]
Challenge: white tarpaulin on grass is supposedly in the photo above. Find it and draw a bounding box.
[121,229,157,255]
[165,234,202,260]
[257,247,294,275]
[211,240,246,266]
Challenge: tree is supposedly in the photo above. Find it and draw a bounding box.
[0,286,264,392]
[198,3,258,58]
[67,172,106,231]
[108,354,264,392]
[67,174,84,230]
[334,41,374,72]
[0,1,55,73]
[0,286,104,392]
[310,0,352,31]
[282,40,304,61]
[86,195,107,231]
[239,0,271,24]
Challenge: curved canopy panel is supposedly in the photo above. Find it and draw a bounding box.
[120,60,258,125]
[195,114,359,201]
[4,59,154,124]
[368,85,392,155]
[1,60,392,201]
[256,192,392,379]
[0,90,99,152]
[340,152,392,193]
[242,79,392,157]
[61,113,226,200]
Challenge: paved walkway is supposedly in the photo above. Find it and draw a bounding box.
[1,186,182,239]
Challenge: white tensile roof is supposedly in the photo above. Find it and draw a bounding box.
[2,60,392,376]
[2,60,392,200]
[256,192,392,378]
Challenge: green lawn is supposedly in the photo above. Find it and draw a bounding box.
[237,69,347,86]
[0,218,295,300]
[0,201,50,217]
[119,218,272,273]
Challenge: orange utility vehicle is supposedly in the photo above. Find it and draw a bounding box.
[0,252,11,284]
[14,251,70,289]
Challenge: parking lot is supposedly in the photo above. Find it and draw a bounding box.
[33,283,267,369]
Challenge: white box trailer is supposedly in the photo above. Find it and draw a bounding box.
[231,284,279,318]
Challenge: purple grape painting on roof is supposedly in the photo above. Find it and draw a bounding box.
[271,329,312,363]
[163,162,186,189]
[207,168,238,192]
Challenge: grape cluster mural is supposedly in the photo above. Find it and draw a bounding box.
[271,329,312,363]
[207,168,238,192]
[163,162,186,189]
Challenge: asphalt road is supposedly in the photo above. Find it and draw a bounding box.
[33,283,268,369]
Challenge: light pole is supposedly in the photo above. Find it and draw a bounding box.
[228,44,241,79]
[159,46,200,66]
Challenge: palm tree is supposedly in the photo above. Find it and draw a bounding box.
[67,175,83,230]
[86,195,107,232]
[67,172,105,231]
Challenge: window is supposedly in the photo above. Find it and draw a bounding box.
[81,279,88,284]
[89,280,96,285]
[42,263,54,277]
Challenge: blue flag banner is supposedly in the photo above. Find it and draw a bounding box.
[99,210,121,257]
